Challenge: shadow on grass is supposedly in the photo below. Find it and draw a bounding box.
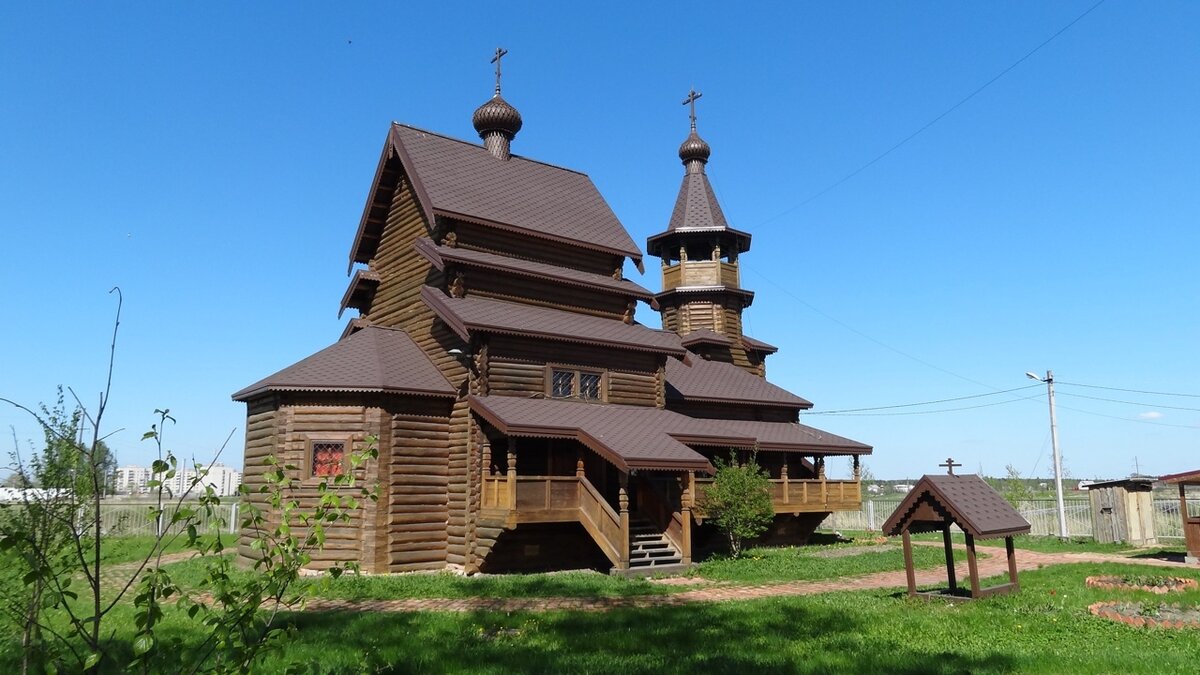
[277,602,1019,674]
[1128,549,1188,563]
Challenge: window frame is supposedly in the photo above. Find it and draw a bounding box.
[545,365,607,402]
[302,435,354,481]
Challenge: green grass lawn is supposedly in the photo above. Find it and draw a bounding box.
[22,560,1187,674]
[4,535,1200,673]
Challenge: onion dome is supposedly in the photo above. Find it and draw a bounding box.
[472,94,523,140]
[678,129,711,165]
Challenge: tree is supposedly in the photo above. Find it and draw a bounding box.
[998,464,1033,508]
[1,289,379,673]
[701,452,775,557]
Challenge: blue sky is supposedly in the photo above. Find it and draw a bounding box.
[1,2,1196,480]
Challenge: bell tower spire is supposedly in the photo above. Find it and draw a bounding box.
[647,89,764,375]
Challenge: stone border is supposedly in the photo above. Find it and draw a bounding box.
[1088,601,1200,630]
[1085,575,1198,594]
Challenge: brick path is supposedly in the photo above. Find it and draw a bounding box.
[290,543,1194,614]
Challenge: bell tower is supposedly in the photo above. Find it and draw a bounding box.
[647,90,761,371]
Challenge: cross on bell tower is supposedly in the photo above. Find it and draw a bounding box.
[682,88,702,130]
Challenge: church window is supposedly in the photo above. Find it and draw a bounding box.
[548,368,604,400]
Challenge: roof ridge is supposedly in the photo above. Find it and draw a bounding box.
[392,123,590,177]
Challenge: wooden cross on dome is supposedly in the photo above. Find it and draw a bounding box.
[939,457,962,476]
[682,88,702,130]
[491,47,508,94]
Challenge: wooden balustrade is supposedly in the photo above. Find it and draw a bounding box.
[693,478,862,518]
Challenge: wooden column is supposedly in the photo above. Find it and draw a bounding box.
[853,455,861,480]
[902,528,917,597]
[680,471,694,565]
[1006,535,1020,591]
[964,532,982,597]
[618,473,630,569]
[506,438,517,526]
[818,458,827,505]
[781,460,790,504]
[942,523,957,593]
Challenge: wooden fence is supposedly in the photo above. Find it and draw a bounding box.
[822,497,1195,540]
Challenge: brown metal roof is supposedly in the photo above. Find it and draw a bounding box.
[392,124,642,261]
[421,286,685,356]
[679,329,733,348]
[338,269,381,319]
[232,326,455,401]
[1160,469,1200,485]
[882,474,1031,539]
[741,334,778,354]
[717,419,871,454]
[665,356,813,409]
[470,395,736,472]
[413,237,652,300]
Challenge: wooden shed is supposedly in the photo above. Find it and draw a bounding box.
[883,473,1031,599]
[1083,477,1157,546]
[1159,469,1200,565]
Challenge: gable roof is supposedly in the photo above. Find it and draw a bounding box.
[421,286,684,356]
[413,237,652,300]
[348,124,643,268]
[665,356,812,409]
[231,326,455,401]
[882,474,1031,539]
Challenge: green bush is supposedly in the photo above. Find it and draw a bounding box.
[702,452,774,557]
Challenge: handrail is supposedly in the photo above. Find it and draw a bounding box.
[577,475,623,566]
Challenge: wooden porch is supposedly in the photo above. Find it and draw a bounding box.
[480,472,693,572]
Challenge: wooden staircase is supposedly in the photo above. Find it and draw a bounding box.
[627,517,683,570]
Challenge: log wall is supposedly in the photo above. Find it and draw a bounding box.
[238,397,279,565]
[462,267,628,319]
[365,176,441,328]
[452,220,622,277]
[486,335,661,406]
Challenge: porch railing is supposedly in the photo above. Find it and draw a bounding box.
[479,474,623,566]
[693,478,862,518]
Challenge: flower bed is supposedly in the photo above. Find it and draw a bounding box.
[1089,601,1200,630]
[1085,575,1197,594]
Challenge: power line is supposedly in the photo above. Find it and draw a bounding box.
[757,0,1108,225]
[1057,392,1200,413]
[814,393,1043,417]
[1057,381,1200,398]
[746,268,1005,391]
[1053,402,1200,430]
[810,383,1043,414]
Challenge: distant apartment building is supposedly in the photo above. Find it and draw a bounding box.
[115,465,153,495]
[115,463,241,497]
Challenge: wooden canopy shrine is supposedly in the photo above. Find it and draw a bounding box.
[1159,469,1200,565]
[883,471,1030,599]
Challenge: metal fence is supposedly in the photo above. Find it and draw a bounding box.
[823,497,1193,541]
[99,501,239,536]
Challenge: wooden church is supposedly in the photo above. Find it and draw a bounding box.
[233,57,872,574]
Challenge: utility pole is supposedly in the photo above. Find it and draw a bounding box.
[1027,369,1068,538]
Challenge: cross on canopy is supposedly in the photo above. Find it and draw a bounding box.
[939,457,962,475]
[682,88,702,130]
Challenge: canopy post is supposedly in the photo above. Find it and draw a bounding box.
[942,523,957,593]
[964,532,982,597]
[902,527,917,597]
